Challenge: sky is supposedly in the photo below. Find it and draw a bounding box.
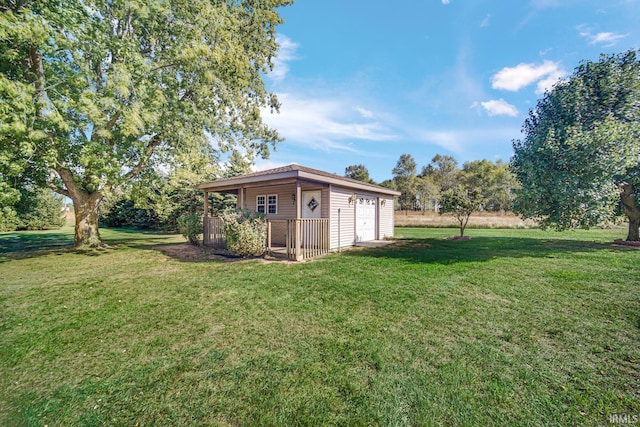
[254,0,640,183]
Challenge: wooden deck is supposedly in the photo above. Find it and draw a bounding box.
[203,217,330,261]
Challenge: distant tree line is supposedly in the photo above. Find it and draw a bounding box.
[0,186,65,232]
[344,154,518,214]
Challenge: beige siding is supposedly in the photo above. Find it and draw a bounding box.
[320,187,330,218]
[244,184,328,246]
[237,182,394,250]
[329,186,356,250]
[244,184,297,220]
[245,184,296,246]
[378,195,395,239]
[329,187,396,248]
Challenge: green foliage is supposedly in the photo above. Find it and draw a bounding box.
[0,179,20,231]
[14,188,65,230]
[439,186,485,237]
[0,0,292,247]
[0,206,19,231]
[100,199,160,229]
[512,50,640,240]
[415,175,440,213]
[458,159,518,212]
[392,154,417,211]
[345,164,375,184]
[219,208,266,257]
[421,154,459,192]
[0,186,65,231]
[177,213,202,246]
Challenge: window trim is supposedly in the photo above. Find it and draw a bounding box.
[256,194,277,215]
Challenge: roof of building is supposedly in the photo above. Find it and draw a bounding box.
[196,164,401,196]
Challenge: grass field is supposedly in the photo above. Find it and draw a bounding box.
[1,225,639,425]
[394,210,538,229]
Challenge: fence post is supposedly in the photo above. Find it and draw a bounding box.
[295,219,303,261]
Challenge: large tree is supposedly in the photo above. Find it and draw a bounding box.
[421,154,458,192]
[512,50,640,241]
[344,164,374,184]
[392,153,417,212]
[0,0,291,247]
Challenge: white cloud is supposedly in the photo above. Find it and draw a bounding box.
[441,0,450,4]
[262,93,397,152]
[354,106,374,118]
[480,14,491,28]
[475,99,519,117]
[270,34,299,82]
[577,27,627,46]
[491,60,566,94]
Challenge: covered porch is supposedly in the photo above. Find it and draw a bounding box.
[198,166,333,261]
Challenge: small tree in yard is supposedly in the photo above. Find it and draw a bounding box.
[439,186,485,238]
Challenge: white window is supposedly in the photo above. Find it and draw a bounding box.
[256,194,277,214]
[256,195,266,213]
[267,195,277,214]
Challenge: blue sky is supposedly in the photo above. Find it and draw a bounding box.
[256,0,640,183]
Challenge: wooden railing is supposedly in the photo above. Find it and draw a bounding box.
[203,216,225,248]
[286,218,330,261]
[204,216,329,261]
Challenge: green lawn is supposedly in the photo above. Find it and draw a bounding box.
[1,226,638,426]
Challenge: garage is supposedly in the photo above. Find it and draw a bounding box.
[355,196,377,242]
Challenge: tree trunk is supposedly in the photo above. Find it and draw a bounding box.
[627,217,640,242]
[71,191,105,248]
[620,182,640,241]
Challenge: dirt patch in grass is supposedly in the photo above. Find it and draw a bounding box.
[445,235,471,240]
[153,243,253,262]
[153,243,298,263]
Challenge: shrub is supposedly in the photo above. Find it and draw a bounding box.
[219,209,267,257]
[15,188,65,230]
[177,213,202,245]
[100,199,161,229]
[0,206,19,232]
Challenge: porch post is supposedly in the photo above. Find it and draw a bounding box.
[203,191,209,217]
[295,181,302,260]
[295,181,301,219]
[238,187,244,209]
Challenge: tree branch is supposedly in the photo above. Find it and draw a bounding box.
[29,46,48,116]
[124,134,163,180]
[48,169,73,199]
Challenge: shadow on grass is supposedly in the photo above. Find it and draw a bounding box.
[343,236,635,265]
[0,227,180,262]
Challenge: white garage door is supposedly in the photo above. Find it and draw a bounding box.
[355,196,376,242]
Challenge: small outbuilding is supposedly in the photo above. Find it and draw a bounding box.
[196,164,401,261]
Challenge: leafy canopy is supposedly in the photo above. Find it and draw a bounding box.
[512,50,640,237]
[0,0,291,246]
[345,164,374,184]
[439,186,485,237]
